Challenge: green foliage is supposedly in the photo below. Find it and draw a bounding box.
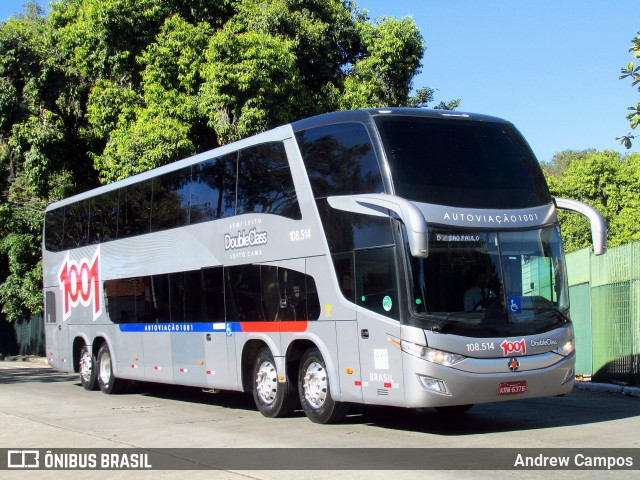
[619,31,640,148]
[541,150,595,178]
[546,150,640,252]
[340,16,424,109]
[0,0,452,321]
[201,27,303,144]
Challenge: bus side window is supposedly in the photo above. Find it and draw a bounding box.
[45,291,56,323]
[225,265,264,322]
[237,142,301,219]
[89,189,120,244]
[332,252,355,302]
[305,274,320,321]
[190,154,237,222]
[64,200,90,249]
[119,180,152,239]
[151,167,191,232]
[355,247,399,320]
[295,122,384,198]
[44,208,65,252]
[104,278,145,323]
[202,267,225,321]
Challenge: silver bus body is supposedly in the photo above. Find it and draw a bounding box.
[43,108,606,422]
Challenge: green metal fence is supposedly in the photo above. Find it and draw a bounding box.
[567,243,640,385]
[0,315,44,356]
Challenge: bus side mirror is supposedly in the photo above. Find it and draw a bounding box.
[327,193,429,258]
[554,198,607,256]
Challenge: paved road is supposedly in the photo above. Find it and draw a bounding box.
[0,360,638,479]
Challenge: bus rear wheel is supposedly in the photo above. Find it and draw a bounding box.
[79,344,98,391]
[96,344,126,394]
[251,348,297,418]
[298,348,347,424]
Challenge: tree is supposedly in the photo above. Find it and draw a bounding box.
[619,30,640,148]
[0,0,453,322]
[546,150,640,252]
[0,2,82,320]
[541,150,595,178]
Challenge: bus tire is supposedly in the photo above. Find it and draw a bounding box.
[96,344,125,394]
[251,347,297,418]
[298,348,348,424]
[79,344,98,391]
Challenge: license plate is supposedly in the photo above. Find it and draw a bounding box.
[497,381,527,395]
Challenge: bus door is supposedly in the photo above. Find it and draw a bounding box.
[44,289,71,372]
[141,275,174,383]
[201,267,235,390]
[355,247,404,405]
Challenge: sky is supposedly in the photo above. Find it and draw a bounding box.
[1,0,639,164]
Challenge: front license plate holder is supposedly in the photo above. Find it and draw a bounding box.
[497,381,527,395]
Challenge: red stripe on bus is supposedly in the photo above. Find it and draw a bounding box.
[239,321,308,333]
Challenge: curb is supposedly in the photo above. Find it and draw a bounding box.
[0,355,49,366]
[575,381,640,398]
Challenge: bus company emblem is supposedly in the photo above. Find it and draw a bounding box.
[224,228,268,251]
[58,247,102,321]
[500,338,526,356]
[508,358,520,372]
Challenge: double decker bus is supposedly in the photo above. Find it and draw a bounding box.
[43,108,606,423]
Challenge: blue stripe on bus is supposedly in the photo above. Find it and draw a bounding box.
[117,322,304,333]
[118,323,232,333]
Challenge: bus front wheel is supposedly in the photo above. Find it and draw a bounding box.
[96,344,126,394]
[79,344,98,391]
[298,348,347,424]
[251,348,297,418]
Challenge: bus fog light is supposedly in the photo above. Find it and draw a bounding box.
[418,375,449,394]
[561,366,575,385]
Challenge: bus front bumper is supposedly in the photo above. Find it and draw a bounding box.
[402,351,575,408]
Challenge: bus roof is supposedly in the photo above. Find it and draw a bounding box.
[45,108,511,211]
[289,108,510,132]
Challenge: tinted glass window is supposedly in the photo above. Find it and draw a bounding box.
[118,180,152,238]
[225,265,263,322]
[168,271,204,322]
[44,208,64,252]
[190,154,237,223]
[332,252,355,302]
[375,116,551,208]
[237,143,301,219]
[202,267,225,320]
[296,123,383,199]
[64,201,90,249]
[316,199,394,254]
[151,167,191,232]
[225,264,319,322]
[88,189,119,244]
[45,291,56,323]
[104,278,146,323]
[355,247,399,319]
[105,265,320,324]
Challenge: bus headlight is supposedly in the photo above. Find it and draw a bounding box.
[555,338,575,356]
[401,340,466,366]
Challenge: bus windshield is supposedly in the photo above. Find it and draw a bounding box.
[407,226,569,337]
[375,115,551,209]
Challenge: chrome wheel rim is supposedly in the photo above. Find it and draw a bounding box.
[79,349,92,383]
[99,351,112,384]
[303,361,327,409]
[255,360,278,405]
